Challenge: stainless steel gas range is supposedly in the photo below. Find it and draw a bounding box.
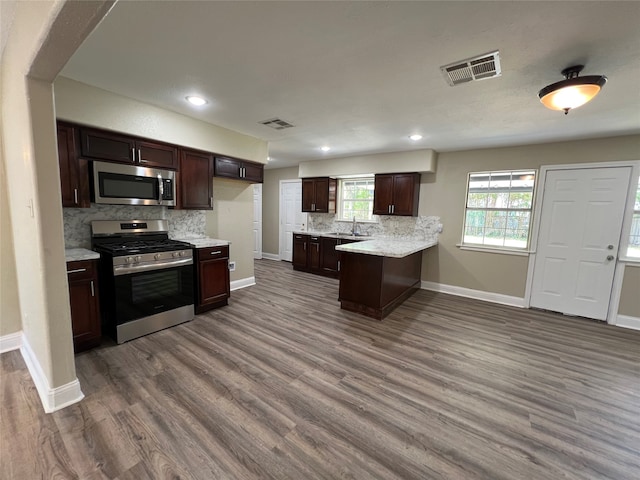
[91,219,194,344]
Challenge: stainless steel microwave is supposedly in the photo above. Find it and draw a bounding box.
[91,161,176,206]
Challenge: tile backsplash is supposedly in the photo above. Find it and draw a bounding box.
[63,205,206,248]
[308,213,441,242]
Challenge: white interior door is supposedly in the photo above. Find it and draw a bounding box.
[253,184,262,259]
[530,166,631,320]
[279,180,306,261]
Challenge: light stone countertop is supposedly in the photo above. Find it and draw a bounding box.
[293,230,372,241]
[65,248,100,262]
[172,236,231,249]
[335,238,438,258]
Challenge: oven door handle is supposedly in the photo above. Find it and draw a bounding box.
[113,257,193,276]
[157,174,164,205]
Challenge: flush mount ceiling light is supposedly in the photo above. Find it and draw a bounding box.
[408,134,423,141]
[321,146,331,152]
[538,65,607,115]
[185,95,208,106]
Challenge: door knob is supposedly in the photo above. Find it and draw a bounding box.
[607,245,614,250]
[606,255,615,261]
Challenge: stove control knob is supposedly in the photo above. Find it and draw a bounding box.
[171,252,177,258]
[125,256,134,264]
[154,253,161,260]
[135,256,142,263]
[178,251,185,257]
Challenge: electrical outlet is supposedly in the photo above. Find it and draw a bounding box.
[228,261,236,271]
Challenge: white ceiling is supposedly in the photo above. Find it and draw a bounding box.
[60,1,640,169]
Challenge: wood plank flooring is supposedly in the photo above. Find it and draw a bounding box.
[1,259,639,479]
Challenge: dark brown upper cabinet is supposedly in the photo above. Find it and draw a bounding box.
[302,177,337,213]
[214,156,264,183]
[178,149,214,210]
[57,122,90,208]
[79,127,178,169]
[372,173,420,216]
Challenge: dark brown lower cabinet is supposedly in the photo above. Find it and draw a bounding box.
[66,260,101,353]
[196,246,230,313]
[308,236,321,271]
[293,234,362,278]
[321,237,339,275]
[292,234,309,270]
[339,250,422,320]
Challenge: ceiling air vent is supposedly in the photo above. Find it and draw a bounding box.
[440,50,501,86]
[260,118,295,130]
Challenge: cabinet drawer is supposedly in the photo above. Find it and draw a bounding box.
[197,245,229,261]
[66,260,96,281]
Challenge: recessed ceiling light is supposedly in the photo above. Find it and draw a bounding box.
[321,146,331,152]
[185,95,208,106]
[409,134,423,141]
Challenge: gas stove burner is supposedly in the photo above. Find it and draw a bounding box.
[90,219,193,256]
[97,239,192,255]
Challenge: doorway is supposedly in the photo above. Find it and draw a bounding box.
[528,165,633,321]
[279,180,306,262]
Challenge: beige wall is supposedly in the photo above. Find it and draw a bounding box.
[54,77,269,285]
[298,149,437,177]
[205,178,255,282]
[263,166,299,255]
[619,266,640,317]
[263,136,640,318]
[0,134,22,336]
[0,0,114,399]
[420,134,640,316]
[55,77,268,163]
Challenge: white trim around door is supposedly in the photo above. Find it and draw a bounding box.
[279,179,306,262]
[525,160,640,324]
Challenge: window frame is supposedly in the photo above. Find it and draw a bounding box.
[624,175,640,261]
[336,176,377,223]
[460,169,537,252]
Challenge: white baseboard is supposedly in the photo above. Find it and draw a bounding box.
[421,281,526,308]
[230,276,256,291]
[615,314,640,331]
[20,335,84,413]
[0,330,22,353]
[261,253,281,261]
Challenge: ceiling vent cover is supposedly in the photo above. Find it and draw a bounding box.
[440,50,501,86]
[260,118,295,130]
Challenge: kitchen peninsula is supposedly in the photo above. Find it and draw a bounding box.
[336,238,437,319]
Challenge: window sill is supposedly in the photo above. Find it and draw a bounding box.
[619,256,640,266]
[456,244,531,256]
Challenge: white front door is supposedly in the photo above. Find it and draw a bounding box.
[279,180,306,262]
[530,166,632,320]
[253,184,262,259]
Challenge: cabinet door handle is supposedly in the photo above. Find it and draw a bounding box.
[388,205,391,214]
[210,197,213,208]
[392,204,395,214]
[138,149,147,163]
[74,188,78,205]
[66,268,87,274]
[90,280,95,297]
[131,147,136,161]
[210,250,222,255]
[304,243,306,251]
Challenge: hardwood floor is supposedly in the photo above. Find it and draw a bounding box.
[2,259,639,479]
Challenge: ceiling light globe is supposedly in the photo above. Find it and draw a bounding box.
[540,84,602,112]
[409,134,423,141]
[321,146,331,152]
[538,66,606,114]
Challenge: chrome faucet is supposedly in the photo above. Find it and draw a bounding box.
[352,216,359,236]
